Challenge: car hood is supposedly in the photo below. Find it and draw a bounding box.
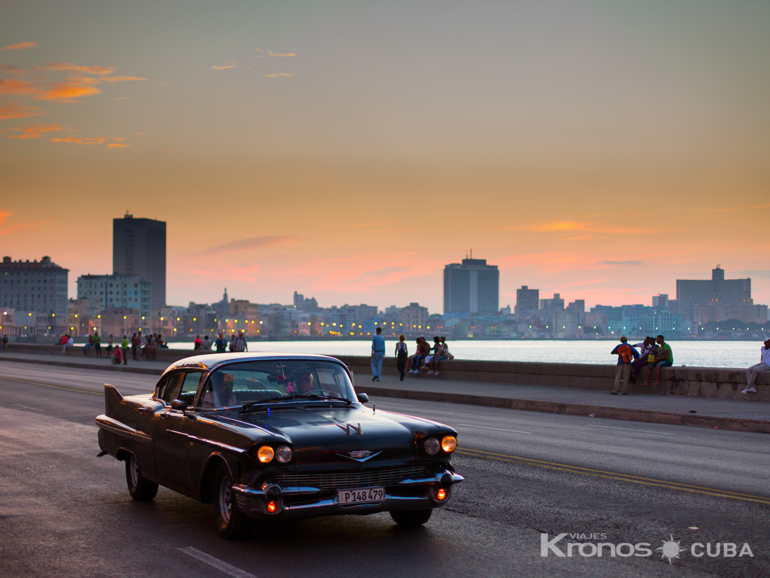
[233,405,444,468]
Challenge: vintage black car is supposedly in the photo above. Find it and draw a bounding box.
[96,353,463,538]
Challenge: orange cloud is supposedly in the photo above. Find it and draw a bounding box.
[100,76,147,82]
[34,62,117,75]
[37,79,102,101]
[50,136,106,145]
[0,78,39,96]
[112,137,125,142]
[198,236,297,256]
[0,65,27,75]
[1,42,37,51]
[107,143,129,149]
[5,123,70,139]
[266,50,296,57]
[212,65,237,70]
[264,72,294,78]
[0,101,44,121]
[521,221,653,235]
[0,211,49,236]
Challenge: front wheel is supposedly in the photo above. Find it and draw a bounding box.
[390,509,433,527]
[125,453,158,501]
[213,465,254,539]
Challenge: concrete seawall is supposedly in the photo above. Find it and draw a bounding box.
[6,344,767,402]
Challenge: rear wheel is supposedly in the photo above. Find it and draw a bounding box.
[125,452,158,501]
[213,464,255,539]
[390,509,432,527]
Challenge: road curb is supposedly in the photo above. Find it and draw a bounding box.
[3,355,768,433]
[362,386,770,434]
[0,356,164,376]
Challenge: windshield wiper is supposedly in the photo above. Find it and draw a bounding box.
[241,396,295,412]
[292,393,352,405]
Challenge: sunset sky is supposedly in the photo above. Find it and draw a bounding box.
[1,0,769,313]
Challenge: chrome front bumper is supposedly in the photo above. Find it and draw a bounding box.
[233,469,464,520]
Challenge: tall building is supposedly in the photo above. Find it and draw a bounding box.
[77,274,152,318]
[676,266,751,317]
[514,286,539,320]
[113,214,166,310]
[443,257,499,315]
[0,256,68,322]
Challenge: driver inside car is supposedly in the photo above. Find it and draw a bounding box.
[290,371,315,395]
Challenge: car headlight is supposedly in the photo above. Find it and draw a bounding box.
[424,437,440,455]
[441,435,457,453]
[275,445,293,464]
[257,445,275,463]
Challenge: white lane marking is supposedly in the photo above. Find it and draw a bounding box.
[179,547,258,578]
[457,424,531,434]
[587,425,673,435]
[12,404,45,412]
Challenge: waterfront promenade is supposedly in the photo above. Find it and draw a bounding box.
[1,344,768,433]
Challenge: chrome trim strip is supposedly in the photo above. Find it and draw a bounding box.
[233,484,322,497]
[95,415,152,444]
[398,471,464,486]
[168,430,246,454]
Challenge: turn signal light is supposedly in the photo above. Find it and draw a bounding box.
[257,445,275,463]
[436,488,447,501]
[266,501,278,513]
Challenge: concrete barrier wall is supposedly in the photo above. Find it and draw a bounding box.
[5,344,767,402]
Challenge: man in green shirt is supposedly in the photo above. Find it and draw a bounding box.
[93,331,102,358]
[642,335,673,390]
[120,335,130,366]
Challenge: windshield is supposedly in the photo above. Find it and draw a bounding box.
[198,359,355,408]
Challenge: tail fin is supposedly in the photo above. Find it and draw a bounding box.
[104,384,123,418]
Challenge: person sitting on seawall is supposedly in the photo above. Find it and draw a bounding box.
[610,336,639,395]
[111,344,123,366]
[422,336,441,373]
[406,338,422,374]
[641,335,673,391]
[427,336,454,376]
[629,336,657,384]
[409,337,430,374]
[743,338,770,395]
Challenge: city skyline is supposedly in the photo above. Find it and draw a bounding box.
[2,1,768,312]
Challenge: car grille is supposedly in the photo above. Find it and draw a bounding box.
[276,465,431,491]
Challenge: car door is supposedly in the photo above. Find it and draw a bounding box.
[155,370,204,493]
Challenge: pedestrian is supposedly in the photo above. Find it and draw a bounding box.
[610,336,639,395]
[395,334,408,381]
[83,333,93,356]
[112,345,123,365]
[642,335,673,390]
[202,335,211,350]
[93,331,102,358]
[405,338,421,374]
[422,336,441,373]
[229,333,236,352]
[427,336,452,376]
[371,327,385,381]
[131,332,139,361]
[743,338,770,395]
[233,331,248,352]
[1,334,7,353]
[67,335,74,350]
[409,337,430,373]
[214,331,228,353]
[106,334,114,355]
[121,334,130,365]
[194,334,203,350]
[60,334,69,354]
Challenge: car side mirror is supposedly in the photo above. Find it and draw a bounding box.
[170,399,188,411]
[357,393,369,404]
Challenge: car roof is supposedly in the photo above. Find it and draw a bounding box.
[162,352,347,375]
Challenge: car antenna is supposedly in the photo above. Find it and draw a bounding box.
[372,404,375,414]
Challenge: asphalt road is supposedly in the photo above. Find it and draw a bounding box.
[0,361,768,577]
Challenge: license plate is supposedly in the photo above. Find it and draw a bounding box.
[337,487,386,504]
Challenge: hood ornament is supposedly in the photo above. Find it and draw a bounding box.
[337,450,381,462]
[336,423,362,436]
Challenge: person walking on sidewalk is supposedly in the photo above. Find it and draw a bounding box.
[611,336,639,395]
[395,334,408,381]
[93,331,102,358]
[743,338,770,394]
[371,327,385,381]
[1,334,7,353]
[233,331,248,352]
[642,335,673,390]
[214,332,228,353]
[120,335,130,365]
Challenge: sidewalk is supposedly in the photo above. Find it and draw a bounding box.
[1,351,768,433]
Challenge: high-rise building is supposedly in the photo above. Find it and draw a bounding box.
[676,266,751,317]
[113,214,166,310]
[443,257,499,315]
[0,256,68,323]
[514,286,539,320]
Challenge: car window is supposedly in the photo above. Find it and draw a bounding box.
[199,360,354,408]
[159,373,185,403]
